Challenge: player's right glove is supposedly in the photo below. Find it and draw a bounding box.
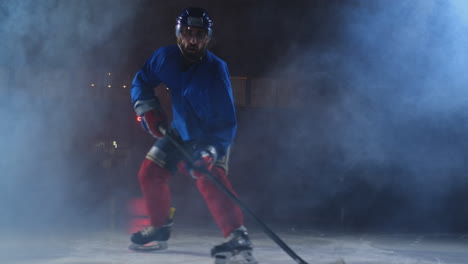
[134,98,168,139]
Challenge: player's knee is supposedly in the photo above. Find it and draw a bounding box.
[196,166,226,189]
[212,166,228,180]
[138,158,170,184]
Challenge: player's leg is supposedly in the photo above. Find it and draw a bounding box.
[196,166,244,237]
[129,137,178,251]
[196,152,257,263]
[138,158,172,228]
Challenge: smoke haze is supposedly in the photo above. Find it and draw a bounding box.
[0,0,140,230]
[1,0,467,236]
[252,0,468,230]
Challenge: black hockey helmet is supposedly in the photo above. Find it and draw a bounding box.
[175,7,213,38]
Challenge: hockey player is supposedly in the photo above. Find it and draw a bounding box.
[129,7,256,264]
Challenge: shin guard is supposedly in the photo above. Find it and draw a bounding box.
[196,166,244,237]
[138,158,172,227]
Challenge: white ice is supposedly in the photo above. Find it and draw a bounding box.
[1,226,467,264]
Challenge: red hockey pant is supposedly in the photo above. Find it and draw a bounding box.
[138,158,244,237]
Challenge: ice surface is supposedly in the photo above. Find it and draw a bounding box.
[1,227,467,264]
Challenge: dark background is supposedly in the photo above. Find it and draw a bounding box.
[1,0,468,233]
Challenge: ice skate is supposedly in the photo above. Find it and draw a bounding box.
[129,208,175,251]
[211,226,258,264]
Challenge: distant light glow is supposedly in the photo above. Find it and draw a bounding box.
[108,72,111,76]
[113,141,118,148]
[137,116,142,122]
[91,83,95,87]
[108,85,111,88]
[123,85,127,88]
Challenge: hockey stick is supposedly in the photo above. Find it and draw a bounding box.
[165,134,310,264]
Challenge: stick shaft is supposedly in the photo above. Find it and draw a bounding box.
[166,135,308,264]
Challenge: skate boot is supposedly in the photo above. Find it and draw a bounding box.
[211,226,257,264]
[129,207,175,251]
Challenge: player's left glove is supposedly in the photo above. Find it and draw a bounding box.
[178,145,217,179]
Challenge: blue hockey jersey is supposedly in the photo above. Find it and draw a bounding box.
[131,45,237,157]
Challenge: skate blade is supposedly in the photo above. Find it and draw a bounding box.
[214,250,258,264]
[128,241,168,251]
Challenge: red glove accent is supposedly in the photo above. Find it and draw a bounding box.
[177,150,214,179]
[141,109,167,139]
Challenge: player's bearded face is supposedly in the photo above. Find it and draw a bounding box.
[178,26,210,61]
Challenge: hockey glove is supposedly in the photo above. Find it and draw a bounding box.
[134,99,168,139]
[141,110,168,139]
[178,145,217,179]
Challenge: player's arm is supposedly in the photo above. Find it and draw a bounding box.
[131,50,168,139]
